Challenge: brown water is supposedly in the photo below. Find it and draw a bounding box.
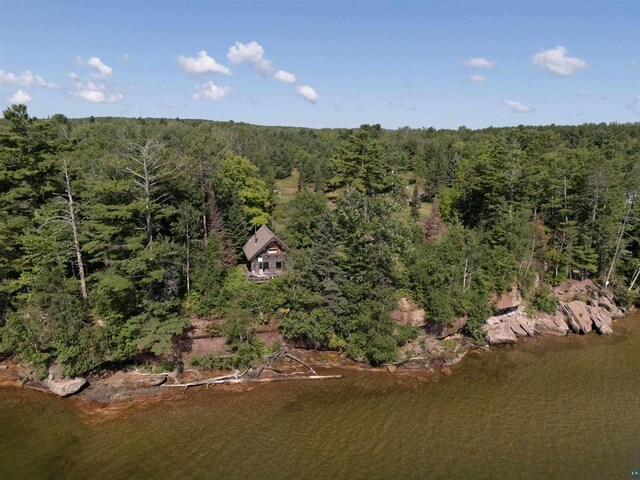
[1,314,639,480]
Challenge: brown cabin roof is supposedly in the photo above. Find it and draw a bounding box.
[242,225,286,261]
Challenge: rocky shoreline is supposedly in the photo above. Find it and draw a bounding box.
[483,280,624,345]
[0,280,633,409]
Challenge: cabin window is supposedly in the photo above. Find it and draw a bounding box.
[260,262,270,270]
[276,261,283,270]
[267,248,278,255]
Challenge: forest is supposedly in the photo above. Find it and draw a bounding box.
[0,104,638,375]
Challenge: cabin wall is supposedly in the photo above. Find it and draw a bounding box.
[250,243,285,277]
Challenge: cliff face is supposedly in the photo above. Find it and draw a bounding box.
[484,280,625,345]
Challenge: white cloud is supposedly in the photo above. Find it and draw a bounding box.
[469,74,485,82]
[176,50,231,75]
[122,53,130,63]
[532,46,587,76]
[504,100,531,113]
[75,80,123,103]
[296,84,319,104]
[86,57,113,79]
[227,41,272,75]
[192,81,232,101]
[78,89,106,103]
[273,70,296,83]
[0,69,57,88]
[9,90,32,104]
[463,57,495,68]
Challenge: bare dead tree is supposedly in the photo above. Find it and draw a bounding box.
[62,160,89,303]
[121,138,176,247]
[604,197,633,289]
[40,159,89,303]
[629,263,640,294]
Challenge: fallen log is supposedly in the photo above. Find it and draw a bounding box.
[283,353,318,375]
[162,370,242,388]
[162,374,342,390]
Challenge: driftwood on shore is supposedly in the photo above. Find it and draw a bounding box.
[162,373,342,390]
[161,349,339,392]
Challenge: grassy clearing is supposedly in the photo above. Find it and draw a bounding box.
[273,169,432,227]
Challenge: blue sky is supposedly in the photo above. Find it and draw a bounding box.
[0,0,638,129]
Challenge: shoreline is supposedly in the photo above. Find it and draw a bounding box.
[1,308,636,416]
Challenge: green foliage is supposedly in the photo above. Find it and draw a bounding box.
[395,324,419,346]
[531,286,559,314]
[284,191,328,249]
[1,107,638,372]
[216,151,272,226]
[410,183,421,221]
[190,337,266,370]
[329,124,398,195]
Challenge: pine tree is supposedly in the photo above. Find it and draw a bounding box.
[410,183,421,221]
[329,124,395,195]
[205,183,236,266]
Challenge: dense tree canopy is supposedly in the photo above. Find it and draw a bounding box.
[0,106,638,373]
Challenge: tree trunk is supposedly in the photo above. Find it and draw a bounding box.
[629,263,640,293]
[604,201,632,288]
[62,160,88,303]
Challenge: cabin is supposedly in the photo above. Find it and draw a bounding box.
[242,225,287,281]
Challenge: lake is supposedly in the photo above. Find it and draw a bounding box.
[1,313,638,480]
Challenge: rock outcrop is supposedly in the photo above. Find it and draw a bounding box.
[533,311,570,336]
[43,376,87,397]
[484,319,517,344]
[42,364,87,397]
[425,315,467,339]
[563,301,593,334]
[484,282,625,344]
[391,297,426,327]
[493,288,523,312]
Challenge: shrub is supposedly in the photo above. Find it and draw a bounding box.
[395,324,419,346]
[532,286,558,314]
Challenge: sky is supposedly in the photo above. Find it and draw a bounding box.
[0,0,638,129]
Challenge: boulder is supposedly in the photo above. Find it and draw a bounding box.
[597,323,613,335]
[512,313,535,336]
[43,377,87,397]
[588,306,613,335]
[391,297,426,327]
[493,288,522,312]
[597,295,624,319]
[533,312,569,337]
[426,316,467,339]
[507,316,529,337]
[387,365,397,373]
[484,321,517,345]
[563,301,593,334]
